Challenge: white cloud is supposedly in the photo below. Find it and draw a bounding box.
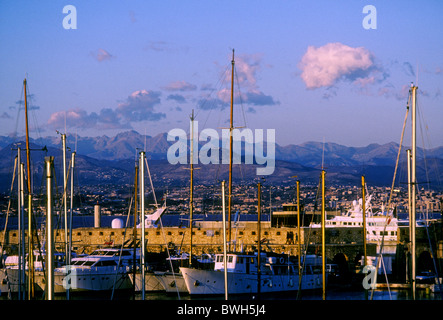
[299,42,375,89]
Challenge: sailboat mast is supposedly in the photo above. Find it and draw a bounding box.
[62,133,69,285]
[23,78,35,299]
[133,162,138,299]
[20,162,25,300]
[257,182,261,297]
[321,170,326,300]
[296,180,302,293]
[139,151,146,299]
[362,175,367,267]
[411,84,417,299]
[228,49,235,246]
[189,109,195,265]
[67,151,75,300]
[17,148,23,299]
[24,79,32,199]
[221,180,228,300]
[45,156,54,300]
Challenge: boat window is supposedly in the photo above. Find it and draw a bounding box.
[83,261,95,267]
[101,260,117,266]
[228,256,233,263]
[72,260,84,266]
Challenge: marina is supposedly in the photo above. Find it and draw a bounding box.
[1,7,443,308]
[1,72,443,303]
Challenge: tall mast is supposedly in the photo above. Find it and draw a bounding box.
[139,151,146,299]
[133,161,138,299]
[257,182,261,297]
[23,78,35,299]
[61,133,68,289]
[45,156,54,300]
[228,49,235,247]
[17,148,23,299]
[321,170,326,300]
[20,162,25,300]
[362,175,367,267]
[410,84,417,300]
[67,151,75,300]
[189,109,195,265]
[221,181,228,300]
[24,79,32,198]
[296,180,302,294]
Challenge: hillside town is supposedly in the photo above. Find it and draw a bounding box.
[2,182,441,221]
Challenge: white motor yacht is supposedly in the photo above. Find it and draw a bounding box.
[180,252,323,295]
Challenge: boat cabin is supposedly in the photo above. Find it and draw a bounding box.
[214,253,260,274]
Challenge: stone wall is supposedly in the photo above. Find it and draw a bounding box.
[0,225,303,255]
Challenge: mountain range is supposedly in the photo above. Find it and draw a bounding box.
[0,130,442,192]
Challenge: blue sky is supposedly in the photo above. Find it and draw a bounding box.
[1,0,442,148]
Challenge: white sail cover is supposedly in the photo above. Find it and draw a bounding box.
[137,206,166,228]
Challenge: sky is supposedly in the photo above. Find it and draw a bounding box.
[1,0,442,148]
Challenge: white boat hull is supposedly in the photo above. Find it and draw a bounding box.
[0,269,47,293]
[53,269,132,292]
[154,271,188,293]
[129,271,165,292]
[180,267,323,295]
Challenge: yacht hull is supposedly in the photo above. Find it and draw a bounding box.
[180,267,323,295]
[129,271,165,292]
[154,271,188,293]
[53,269,132,292]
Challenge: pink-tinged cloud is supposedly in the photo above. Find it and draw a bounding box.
[48,108,99,129]
[162,80,197,91]
[91,48,114,62]
[47,90,165,130]
[299,42,375,89]
[116,89,165,121]
[207,53,278,109]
